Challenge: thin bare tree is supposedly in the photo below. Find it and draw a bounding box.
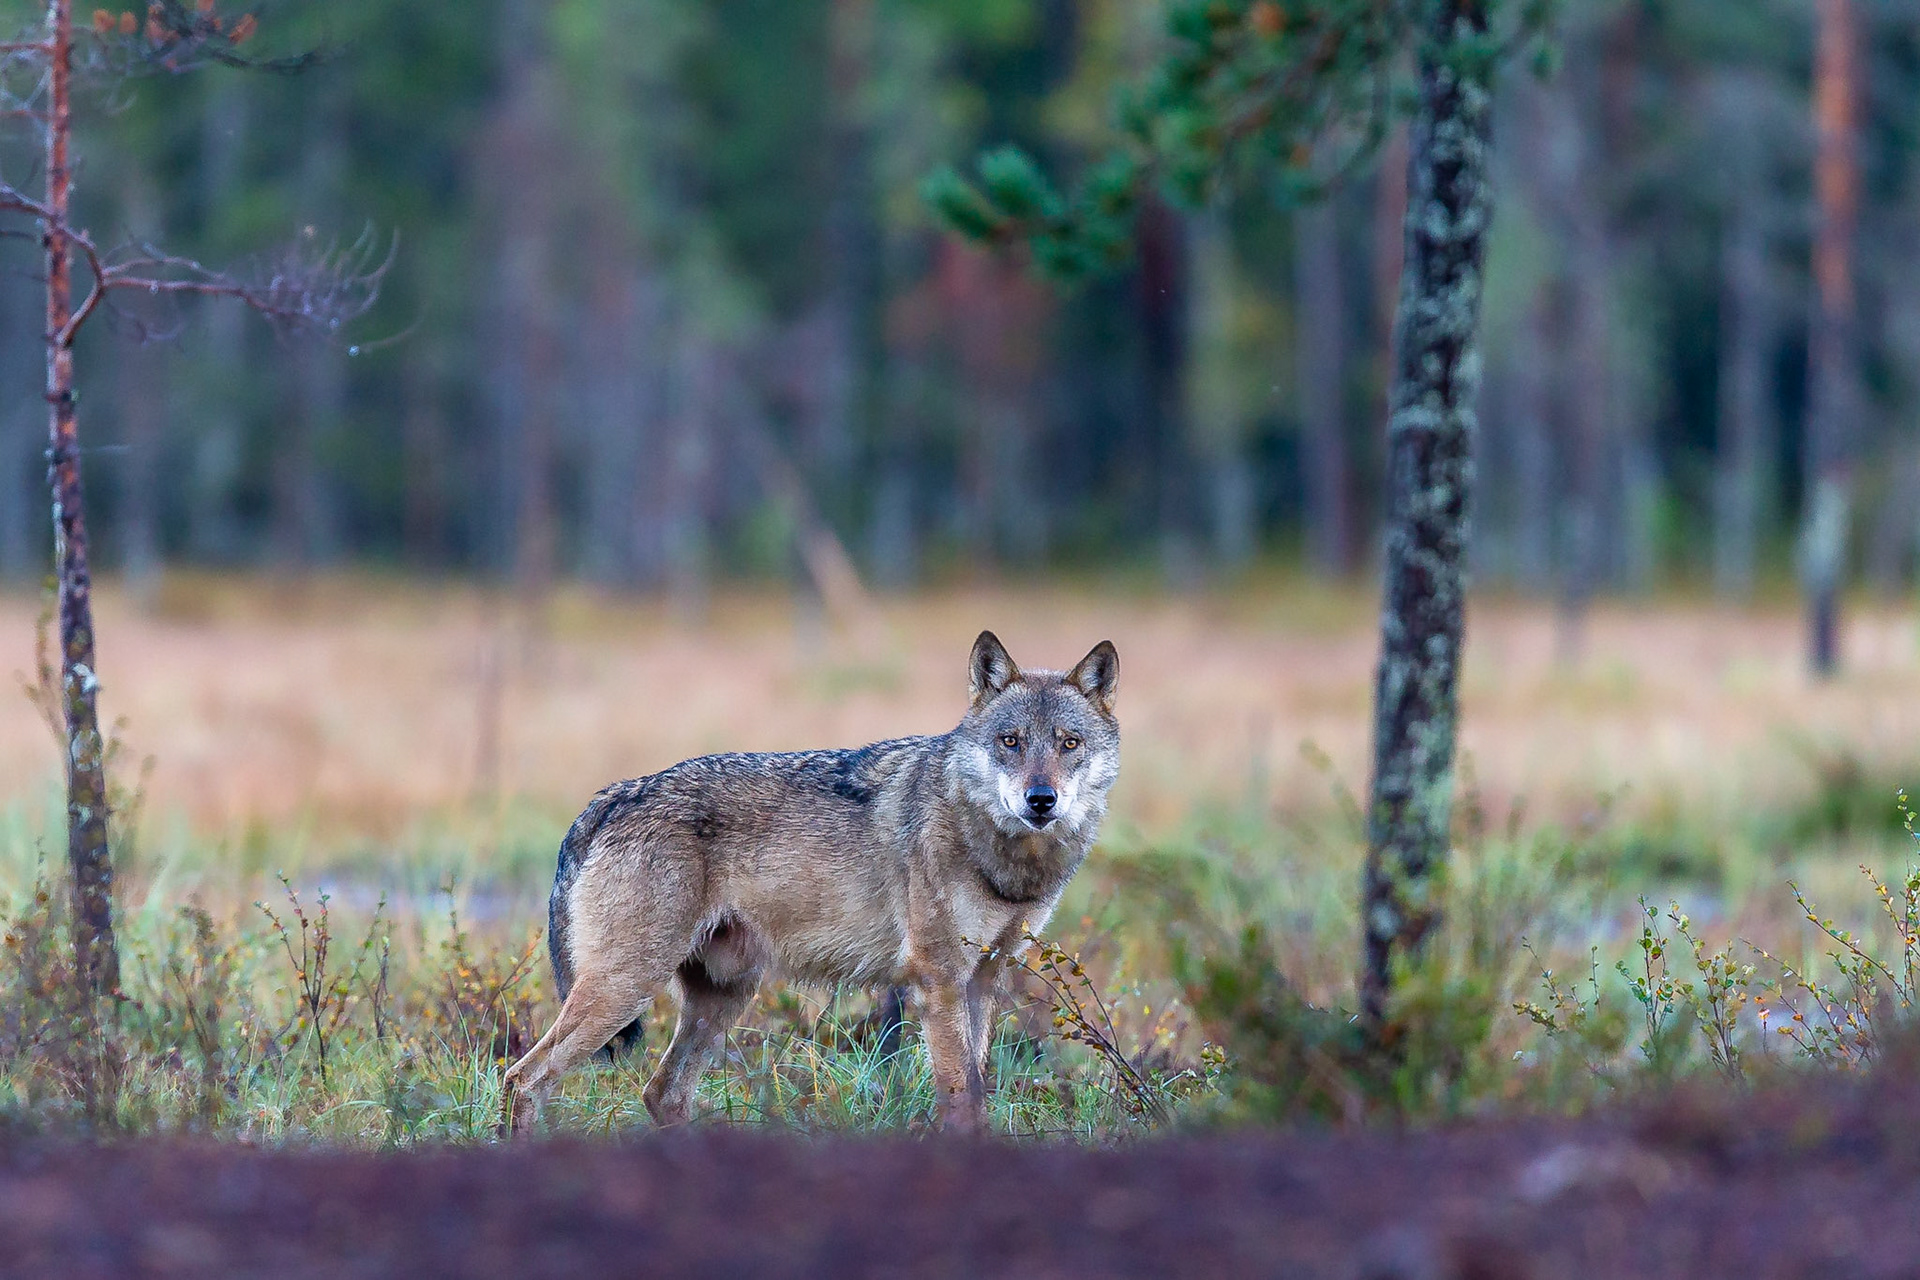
[0,0,390,992]
[1802,0,1861,677]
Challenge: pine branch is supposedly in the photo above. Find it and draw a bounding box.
[926,0,1557,283]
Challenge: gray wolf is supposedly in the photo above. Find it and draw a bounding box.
[501,630,1120,1134]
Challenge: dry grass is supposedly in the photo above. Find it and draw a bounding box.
[0,570,1915,857]
[3,571,1918,1143]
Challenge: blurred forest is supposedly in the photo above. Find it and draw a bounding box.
[2,0,1917,604]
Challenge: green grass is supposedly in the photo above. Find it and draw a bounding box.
[4,764,1920,1144]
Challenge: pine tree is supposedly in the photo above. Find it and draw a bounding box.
[0,1,387,992]
[927,0,1554,1034]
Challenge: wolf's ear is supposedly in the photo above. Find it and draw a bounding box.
[968,630,1021,707]
[1066,640,1119,715]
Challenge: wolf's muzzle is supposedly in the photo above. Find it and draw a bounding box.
[1024,783,1057,824]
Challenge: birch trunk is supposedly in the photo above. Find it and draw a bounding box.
[43,0,118,993]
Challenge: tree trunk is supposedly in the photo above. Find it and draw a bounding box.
[117,322,165,599]
[485,3,561,602]
[580,255,643,588]
[1295,196,1353,576]
[1534,57,1609,661]
[947,244,1049,566]
[401,350,447,570]
[664,330,719,618]
[1802,0,1860,679]
[273,86,348,575]
[187,79,247,562]
[272,350,331,573]
[867,234,932,589]
[112,172,163,600]
[808,0,878,536]
[43,0,118,994]
[513,280,559,609]
[1713,193,1774,601]
[1188,211,1256,567]
[1555,253,1607,662]
[1372,124,1410,568]
[1866,447,1920,592]
[1136,199,1195,579]
[1359,0,1494,1033]
[1508,286,1554,590]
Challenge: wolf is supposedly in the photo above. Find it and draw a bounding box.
[501,630,1119,1135]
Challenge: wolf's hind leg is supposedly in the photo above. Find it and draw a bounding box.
[642,960,758,1127]
[503,969,657,1135]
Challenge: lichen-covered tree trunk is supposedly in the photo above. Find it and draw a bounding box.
[43,0,119,994]
[1359,0,1493,1032]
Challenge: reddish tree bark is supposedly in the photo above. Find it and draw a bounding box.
[1802,0,1860,677]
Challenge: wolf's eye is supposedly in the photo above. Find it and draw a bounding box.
[1060,735,1081,751]
[1000,734,1021,750]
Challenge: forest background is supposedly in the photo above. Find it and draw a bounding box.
[0,0,1906,608]
[1,0,1919,1143]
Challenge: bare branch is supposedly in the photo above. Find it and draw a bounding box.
[63,226,110,345]
[0,175,393,349]
[0,178,55,221]
[100,224,396,341]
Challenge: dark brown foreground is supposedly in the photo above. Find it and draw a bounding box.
[4,1076,1918,1279]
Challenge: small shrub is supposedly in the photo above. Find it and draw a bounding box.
[417,890,543,1065]
[256,877,386,1085]
[1000,931,1173,1127]
[119,904,239,1128]
[1749,793,1920,1068]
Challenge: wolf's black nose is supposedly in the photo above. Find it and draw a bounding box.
[1025,784,1057,818]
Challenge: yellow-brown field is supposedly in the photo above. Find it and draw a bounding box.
[3,572,1918,1144]
[1,572,1913,854]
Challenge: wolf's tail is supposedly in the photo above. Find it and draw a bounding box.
[548,783,646,1059]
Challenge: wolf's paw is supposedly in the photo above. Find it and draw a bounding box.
[499,1067,542,1139]
[641,1080,693,1129]
[937,1090,986,1136]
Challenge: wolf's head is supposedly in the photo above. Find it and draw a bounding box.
[957,630,1120,838]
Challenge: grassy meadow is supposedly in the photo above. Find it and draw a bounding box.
[3,572,1919,1140]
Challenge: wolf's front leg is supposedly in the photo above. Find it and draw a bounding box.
[964,954,1005,1084]
[920,979,986,1133]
